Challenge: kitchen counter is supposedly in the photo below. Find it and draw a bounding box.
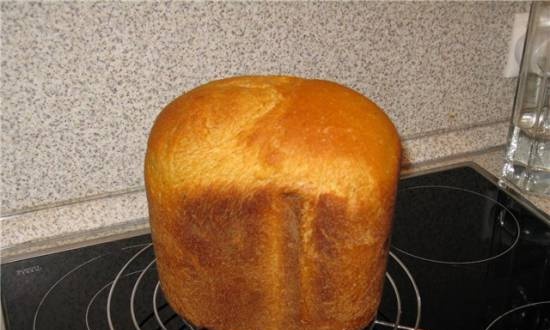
[2,145,549,262]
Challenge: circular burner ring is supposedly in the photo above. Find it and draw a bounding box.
[139,248,422,330]
[33,255,104,330]
[153,283,168,330]
[392,185,521,265]
[484,301,550,330]
[131,259,157,329]
[107,244,153,330]
[33,242,422,330]
[86,270,143,330]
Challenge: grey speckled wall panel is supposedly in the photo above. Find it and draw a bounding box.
[1,2,528,213]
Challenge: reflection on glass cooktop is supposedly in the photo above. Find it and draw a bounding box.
[1,164,549,330]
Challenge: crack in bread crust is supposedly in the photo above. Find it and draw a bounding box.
[150,185,394,330]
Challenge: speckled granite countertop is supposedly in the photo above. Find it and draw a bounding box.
[1,2,527,215]
[1,145,549,261]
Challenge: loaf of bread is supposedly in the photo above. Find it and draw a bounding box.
[145,76,401,330]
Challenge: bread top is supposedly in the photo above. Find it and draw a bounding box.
[145,76,401,206]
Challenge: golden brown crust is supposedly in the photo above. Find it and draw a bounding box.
[145,76,401,330]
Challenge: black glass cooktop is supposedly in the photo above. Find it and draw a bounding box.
[2,164,550,330]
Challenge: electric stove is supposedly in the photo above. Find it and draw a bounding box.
[2,163,549,330]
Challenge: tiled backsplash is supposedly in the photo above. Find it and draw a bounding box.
[0,2,528,214]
